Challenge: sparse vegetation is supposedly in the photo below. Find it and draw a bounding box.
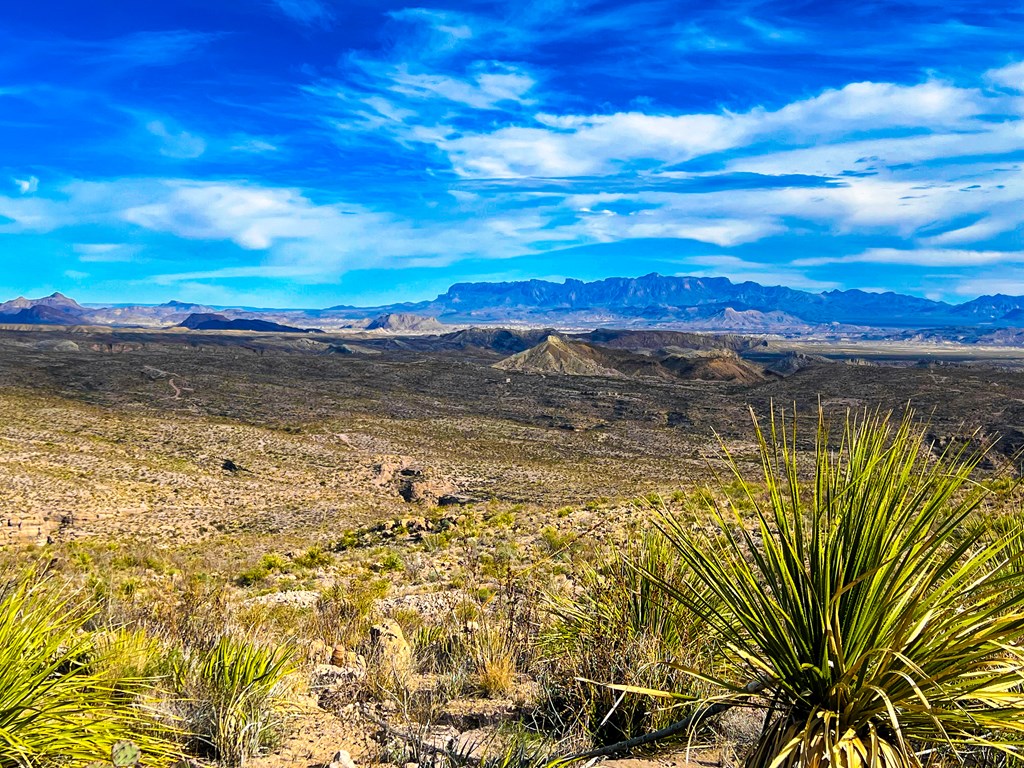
[7,328,1024,767]
[539,529,708,745]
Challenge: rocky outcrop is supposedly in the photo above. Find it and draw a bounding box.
[366,313,444,332]
[369,619,413,677]
[373,457,458,505]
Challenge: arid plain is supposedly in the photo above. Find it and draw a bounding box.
[4,323,1024,768]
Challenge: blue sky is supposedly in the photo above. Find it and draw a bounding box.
[1,0,1023,307]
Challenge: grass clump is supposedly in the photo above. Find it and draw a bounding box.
[176,636,296,767]
[292,545,333,569]
[539,530,706,745]
[235,552,289,586]
[644,407,1024,768]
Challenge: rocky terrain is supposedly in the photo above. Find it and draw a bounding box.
[0,325,1023,549]
[4,325,1024,768]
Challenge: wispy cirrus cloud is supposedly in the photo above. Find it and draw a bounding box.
[268,0,333,27]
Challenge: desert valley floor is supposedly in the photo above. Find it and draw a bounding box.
[4,324,1024,768]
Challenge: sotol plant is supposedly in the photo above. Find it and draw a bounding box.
[0,574,176,767]
[638,407,1024,768]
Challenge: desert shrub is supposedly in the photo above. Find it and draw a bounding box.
[538,530,708,746]
[644,407,1024,768]
[292,545,333,569]
[306,577,389,648]
[414,623,470,674]
[148,575,231,649]
[538,526,569,554]
[235,552,289,587]
[376,549,405,573]
[175,636,295,766]
[332,529,360,551]
[0,573,178,767]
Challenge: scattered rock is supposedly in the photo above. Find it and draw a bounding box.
[372,456,460,505]
[246,589,319,608]
[398,475,457,504]
[313,664,355,688]
[309,639,330,664]
[370,619,413,675]
[328,748,357,768]
[329,647,367,679]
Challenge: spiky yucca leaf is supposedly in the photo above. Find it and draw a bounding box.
[642,407,1024,768]
[0,574,177,767]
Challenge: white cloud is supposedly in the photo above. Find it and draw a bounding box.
[121,182,354,250]
[445,112,743,177]
[442,79,995,178]
[270,0,331,26]
[230,138,278,154]
[73,243,140,262]
[147,121,206,159]
[681,255,841,291]
[986,61,1024,92]
[13,176,38,194]
[572,203,781,246]
[793,248,1024,268]
[385,63,535,109]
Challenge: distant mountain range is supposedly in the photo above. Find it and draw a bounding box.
[6,275,1024,335]
[330,274,1024,330]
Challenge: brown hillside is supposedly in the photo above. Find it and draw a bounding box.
[492,335,625,377]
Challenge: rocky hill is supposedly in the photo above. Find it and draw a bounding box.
[494,335,771,383]
[365,313,444,332]
[0,292,88,325]
[493,335,625,377]
[177,313,320,333]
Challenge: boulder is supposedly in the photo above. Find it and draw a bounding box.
[370,619,413,675]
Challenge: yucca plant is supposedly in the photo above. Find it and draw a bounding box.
[0,573,177,767]
[639,407,1024,768]
[176,635,295,766]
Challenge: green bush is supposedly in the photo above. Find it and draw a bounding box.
[0,573,177,767]
[235,553,290,586]
[645,407,1024,768]
[307,578,390,648]
[292,545,333,569]
[176,636,295,767]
